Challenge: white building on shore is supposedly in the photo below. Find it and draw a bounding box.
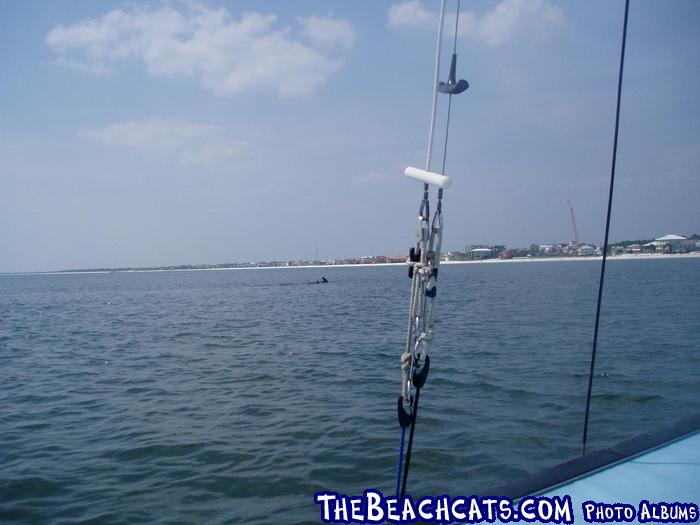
[643,234,688,254]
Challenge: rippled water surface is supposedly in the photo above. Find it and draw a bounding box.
[1,259,699,523]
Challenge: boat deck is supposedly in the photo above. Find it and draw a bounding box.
[543,429,700,503]
[490,415,700,523]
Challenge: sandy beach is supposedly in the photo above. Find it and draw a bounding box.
[15,250,697,276]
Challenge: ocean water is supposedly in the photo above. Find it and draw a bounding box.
[1,258,699,524]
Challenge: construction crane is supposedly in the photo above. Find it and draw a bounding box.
[567,199,580,246]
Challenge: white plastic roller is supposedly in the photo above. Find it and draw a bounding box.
[404,166,451,189]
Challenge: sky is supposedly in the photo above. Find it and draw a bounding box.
[1,0,698,272]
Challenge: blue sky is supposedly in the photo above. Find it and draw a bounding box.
[1,0,698,272]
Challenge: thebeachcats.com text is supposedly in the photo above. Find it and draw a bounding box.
[313,490,699,524]
[314,491,573,524]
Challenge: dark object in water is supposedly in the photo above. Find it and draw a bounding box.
[315,277,328,284]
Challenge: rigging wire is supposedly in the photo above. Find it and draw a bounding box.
[396,0,465,499]
[437,0,460,209]
[441,0,461,176]
[582,0,630,456]
[425,0,448,173]
[395,0,447,498]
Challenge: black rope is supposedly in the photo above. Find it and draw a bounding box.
[399,387,421,498]
[582,0,630,456]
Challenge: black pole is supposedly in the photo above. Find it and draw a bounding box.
[582,0,630,456]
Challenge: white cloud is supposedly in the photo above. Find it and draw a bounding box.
[388,0,438,32]
[79,118,247,167]
[46,4,354,97]
[477,0,564,46]
[179,139,246,167]
[387,0,563,46]
[54,57,108,74]
[297,15,356,49]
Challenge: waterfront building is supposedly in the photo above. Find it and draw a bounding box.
[578,244,596,256]
[654,234,687,253]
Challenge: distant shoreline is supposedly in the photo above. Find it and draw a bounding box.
[445,251,700,265]
[3,251,699,276]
